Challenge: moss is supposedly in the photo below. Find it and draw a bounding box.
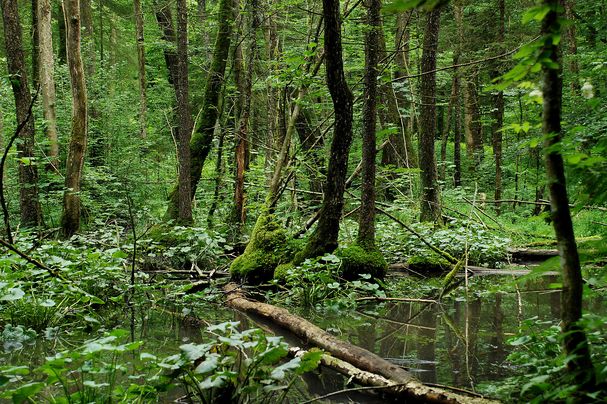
[230,213,292,283]
[273,262,295,282]
[336,244,387,280]
[407,255,451,274]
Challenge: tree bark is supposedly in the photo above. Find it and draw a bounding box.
[453,0,463,187]
[561,0,579,94]
[358,0,380,246]
[31,0,40,87]
[233,0,259,226]
[133,0,147,139]
[37,0,60,170]
[80,0,95,78]
[61,0,88,238]
[154,1,179,87]
[56,1,67,63]
[463,71,483,168]
[298,0,354,259]
[165,0,235,220]
[492,0,505,214]
[541,0,595,388]
[1,0,42,227]
[419,7,442,224]
[175,0,193,224]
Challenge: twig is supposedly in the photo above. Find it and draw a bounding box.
[301,382,412,404]
[375,206,458,264]
[356,296,437,304]
[0,238,62,279]
[0,88,40,244]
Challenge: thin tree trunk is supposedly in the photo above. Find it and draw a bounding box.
[394,11,418,166]
[31,0,40,87]
[80,0,95,78]
[294,107,324,202]
[1,0,42,227]
[463,71,482,168]
[561,0,580,94]
[233,0,259,226]
[542,0,595,389]
[38,0,59,170]
[440,71,458,181]
[453,0,463,188]
[453,95,462,187]
[133,0,147,139]
[56,2,67,63]
[176,0,193,224]
[419,7,442,225]
[61,0,88,238]
[358,0,380,246]
[492,0,505,215]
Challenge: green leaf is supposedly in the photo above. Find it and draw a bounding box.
[270,357,301,380]
[11,382,45,402]
[1,288,24,301]
[522,5,551,24]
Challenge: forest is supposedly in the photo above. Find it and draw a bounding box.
[0,0,606,402]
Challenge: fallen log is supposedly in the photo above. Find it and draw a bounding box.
[224,283,497,403]
[508,248,558,262]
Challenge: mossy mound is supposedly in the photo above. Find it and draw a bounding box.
[336,244,387,280]
[273,262,295,282]
[230,213,299,284]
[406,255,451,274]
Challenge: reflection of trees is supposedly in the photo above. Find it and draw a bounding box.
[417,305,437,383]
[489,293,507,379]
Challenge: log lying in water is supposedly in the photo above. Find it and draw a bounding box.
[224,283,496,403]
[508,248,558,262]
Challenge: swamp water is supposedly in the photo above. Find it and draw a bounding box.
[1,275,604,402]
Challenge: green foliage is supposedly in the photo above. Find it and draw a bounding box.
[379,217,511,267]
[270,254,385,310]
[142,224,228,269]
[166,321,322,403]
[478,315,607,402]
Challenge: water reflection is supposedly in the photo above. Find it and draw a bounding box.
[310,276,604,392]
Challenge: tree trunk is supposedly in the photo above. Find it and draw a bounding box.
[463,71,483,168]
[561,0,580,94]
[394,11,418,158]
[61,0,88,238]
[31,0,40,87]
[233,0,259,226]
[80,0,95,78]
[154,1,179,87]
[165,0,235,220]
[38,0,60,170]
[56,1,67,63]
[294,107,324,203]
[440,69,459,181]
[1,0,42,227]
[298,0,354,259]
[358,0,380,246]
[418,7,442,225]
[175,0,193,224]
[133,0,147,139]
[492,0,505,215]
[541,0,595,388]
[453,0,463,188]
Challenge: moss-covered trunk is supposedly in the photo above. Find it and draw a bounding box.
[165,0,235,221]
[297,0,354,260]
